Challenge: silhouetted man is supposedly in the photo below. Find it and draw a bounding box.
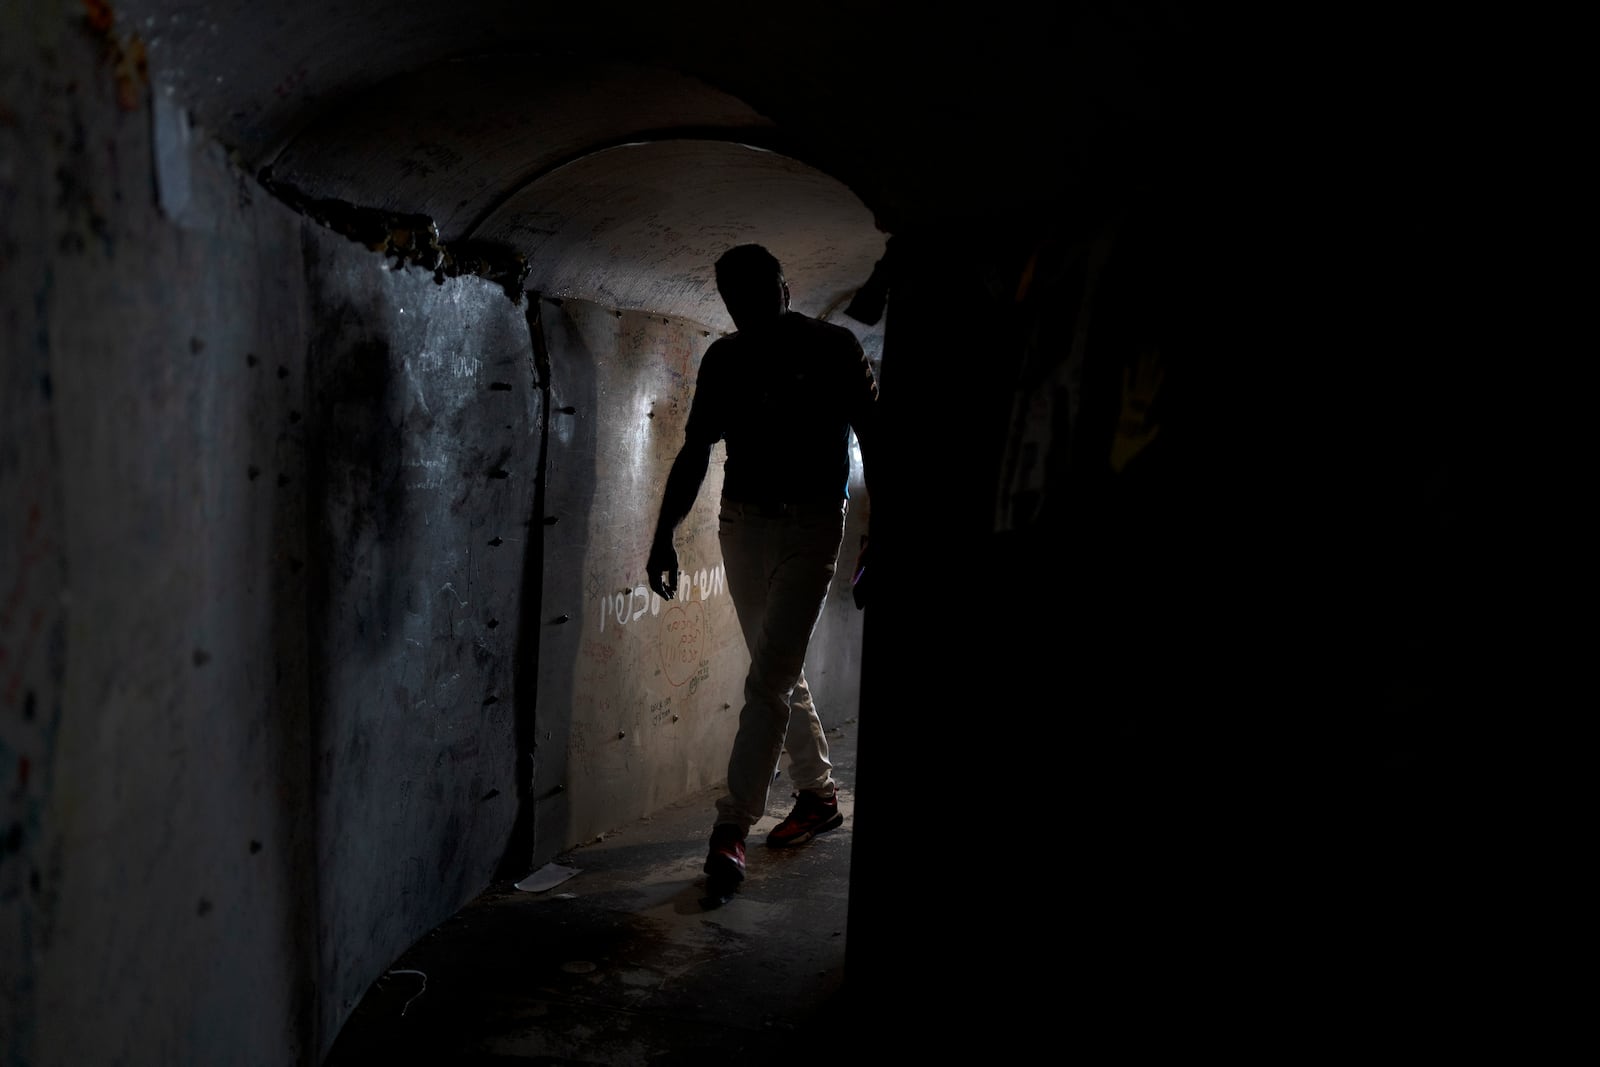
[646,243,878,904]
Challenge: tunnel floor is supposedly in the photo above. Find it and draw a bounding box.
[324,722,861,1066]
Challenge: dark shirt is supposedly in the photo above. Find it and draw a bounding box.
[683,311,877,505]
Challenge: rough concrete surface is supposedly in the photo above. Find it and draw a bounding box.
[325,716,862,1066]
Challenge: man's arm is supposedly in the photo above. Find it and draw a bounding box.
[646,442,712,601]
[647,341,725,600]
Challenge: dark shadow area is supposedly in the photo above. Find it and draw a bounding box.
[509,298,603,874]
[495,299,552,882]
[261,294,320,1060]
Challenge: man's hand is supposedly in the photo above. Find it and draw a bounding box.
[647,535,679,600]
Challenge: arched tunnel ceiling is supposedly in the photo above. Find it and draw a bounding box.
[262,59,782,245]
[253,55,883,342]
[473,140,885,338]
[113,1,1175,341]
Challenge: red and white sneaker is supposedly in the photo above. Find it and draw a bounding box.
[765,789,845,848]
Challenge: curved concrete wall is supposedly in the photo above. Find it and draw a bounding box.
[3,17,322,1061]
[299,224,538,1044]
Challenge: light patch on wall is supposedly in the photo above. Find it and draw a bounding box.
[152,88,191,222]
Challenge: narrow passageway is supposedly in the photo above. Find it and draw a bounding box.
[325,718,863,1065]
[6,7,1498,1064]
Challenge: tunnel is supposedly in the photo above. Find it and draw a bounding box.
[2,1,1482,1064]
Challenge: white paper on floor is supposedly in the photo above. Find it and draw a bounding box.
[514,863,581,893]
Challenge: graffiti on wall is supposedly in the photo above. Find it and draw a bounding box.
[658,601,706,688]
[580,561,730,703]
[595,562,725,633]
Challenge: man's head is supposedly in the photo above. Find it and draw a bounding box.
[714,244,789,332]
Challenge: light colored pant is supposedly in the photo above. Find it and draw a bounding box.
[714,497,847,829]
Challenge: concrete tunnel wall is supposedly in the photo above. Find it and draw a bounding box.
[301,229,534,1049]
[2,19,326,1059]
[2,12,876,1065]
